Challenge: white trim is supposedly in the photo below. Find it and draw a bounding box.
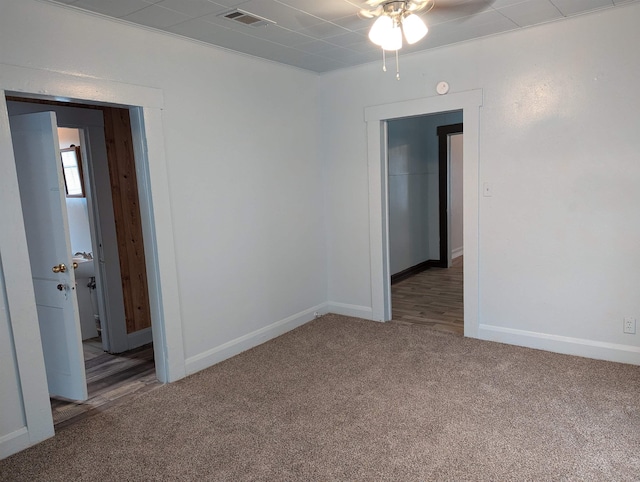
[365,89,483,337]
[452,247,464,259]
[0,63,164,109]
[184,304,326,375]
[127,327,153,350]
[366,118,391,322]
[129,106,185,382]
[326,302,374,320]
[478,324,640,366]
[0,92,55,453]
[0,427,29,460]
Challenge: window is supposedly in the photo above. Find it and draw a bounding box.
[60,145,85,197]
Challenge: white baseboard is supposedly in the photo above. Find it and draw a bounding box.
[0,427,30,460]
[184,303,327,375]
[128,327,153,350]
[452,247,463,259]
[326,302,373,320]
[478,324,640,366]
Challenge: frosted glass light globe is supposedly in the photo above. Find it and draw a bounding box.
[368,15,393,46]
[381,24,403,51]
[402,13,428,44]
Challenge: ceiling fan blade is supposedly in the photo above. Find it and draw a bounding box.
[358,9,376,19]
[357,0,495,25]
[359,0,494,17]
[358,4,384,19]
[408,0,435,12]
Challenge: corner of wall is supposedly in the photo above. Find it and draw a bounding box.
[183,303,327,376]
[326,302,374,321]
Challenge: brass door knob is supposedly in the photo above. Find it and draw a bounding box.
[73,261,79,269]
[52,263,67,273]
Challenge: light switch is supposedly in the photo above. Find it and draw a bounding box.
[483,182,493,197]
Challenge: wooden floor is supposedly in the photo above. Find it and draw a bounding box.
[391,256,464,335]
[50,339,160,430]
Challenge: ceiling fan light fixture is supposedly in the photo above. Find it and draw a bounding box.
[365,0,432,79]
[381,23,403,51]
[402,13,428,44]
[368,15,393,46]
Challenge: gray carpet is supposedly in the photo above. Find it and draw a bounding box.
[2,314,640,481]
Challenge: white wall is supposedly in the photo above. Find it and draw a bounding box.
[0,0,326,456]
[0,0,325,355]
[57,127,94,255]
[321,3,640,360]
[388,117,430,274]
[65,198,92,254]
[388,112,462,274]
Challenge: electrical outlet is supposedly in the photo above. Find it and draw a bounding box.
[623,317,636,334]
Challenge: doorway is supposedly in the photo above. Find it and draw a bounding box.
[387,114,464,334]
[6,98,154,353]
[7,96,156,421]
[0,66,183,455]
[387,113,462,282]
[364,89,482,337]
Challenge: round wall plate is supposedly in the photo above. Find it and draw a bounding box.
[436,81,449,95]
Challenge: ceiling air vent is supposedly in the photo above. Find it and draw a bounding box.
[219,9,276,28]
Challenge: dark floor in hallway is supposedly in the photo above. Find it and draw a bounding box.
[50,339,159,430]
[391,256,463,335]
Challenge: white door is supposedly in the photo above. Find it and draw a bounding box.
[10,112,88,401]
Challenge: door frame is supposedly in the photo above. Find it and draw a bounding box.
[364,90,482,337]
[4,101,128,354]
[0,63,185,455]
[437,123,464,268]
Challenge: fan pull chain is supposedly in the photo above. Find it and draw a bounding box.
[382,49,387,72]
[395,49,400,80]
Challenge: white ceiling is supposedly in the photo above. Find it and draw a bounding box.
[44,0,638,72]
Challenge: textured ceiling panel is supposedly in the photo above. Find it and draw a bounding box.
[42,0,638,72]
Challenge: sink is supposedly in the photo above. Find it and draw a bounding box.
[73,257,95,278]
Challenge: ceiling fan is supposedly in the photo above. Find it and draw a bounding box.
[358,0,495,79]
[358,0,494,20]
[358,0,435,20]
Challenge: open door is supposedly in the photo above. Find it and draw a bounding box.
[10,111,88,401]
